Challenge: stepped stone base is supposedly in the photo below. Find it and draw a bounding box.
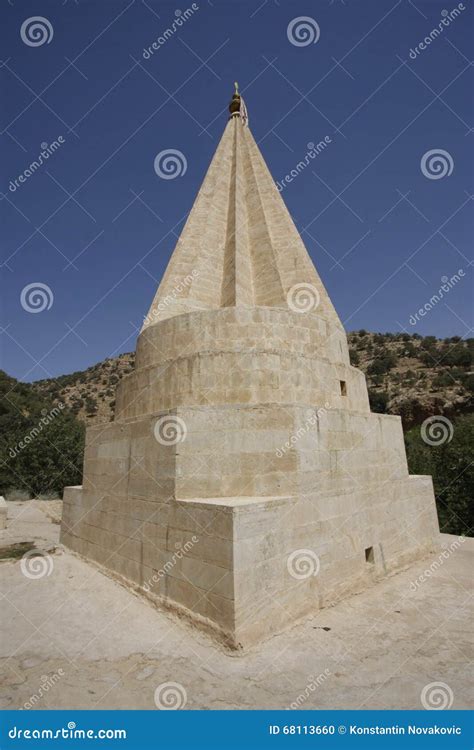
[61,404,439,648]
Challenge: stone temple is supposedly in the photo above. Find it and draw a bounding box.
[61,87,440,648]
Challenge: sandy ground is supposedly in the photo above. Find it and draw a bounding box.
[0,500,472,710]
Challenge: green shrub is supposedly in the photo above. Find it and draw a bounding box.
[368,390,389,413]
[443,345,471,368]
[0,371,85,497]
[400,342,417,357]
[349,349,360,366]
[463,374,474,393]
[405,414,474,535]
[432,371,454,388]
[367,354,397,376]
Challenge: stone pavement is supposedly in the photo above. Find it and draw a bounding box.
[1,501,472,710]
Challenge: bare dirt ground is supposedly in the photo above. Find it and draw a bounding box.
[0,500,472,710]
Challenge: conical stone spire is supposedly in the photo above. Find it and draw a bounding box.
[142,87,342,331]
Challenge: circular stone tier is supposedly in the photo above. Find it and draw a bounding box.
[136,307,349,369]
[114,308,369,419]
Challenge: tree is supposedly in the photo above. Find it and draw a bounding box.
[400,342,417,358]
[0,371,85,497]
[443,345,471,368]
[405,414,474,535]
[367,353,397,376]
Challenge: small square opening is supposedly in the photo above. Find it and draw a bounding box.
[340,380,347,396]
[365,546,374,564]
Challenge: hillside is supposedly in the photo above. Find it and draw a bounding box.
[31,332,473,429]
[348,331,473,428]
[33,352,135,424]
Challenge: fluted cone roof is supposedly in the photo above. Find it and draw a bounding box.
[143,104,342,331]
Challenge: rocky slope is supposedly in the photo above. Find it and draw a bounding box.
[33,353,135,424]
[348,331,472,428]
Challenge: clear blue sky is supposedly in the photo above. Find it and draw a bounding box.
[1,0,472,382]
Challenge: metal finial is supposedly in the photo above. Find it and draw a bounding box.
[229,82,241,117]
